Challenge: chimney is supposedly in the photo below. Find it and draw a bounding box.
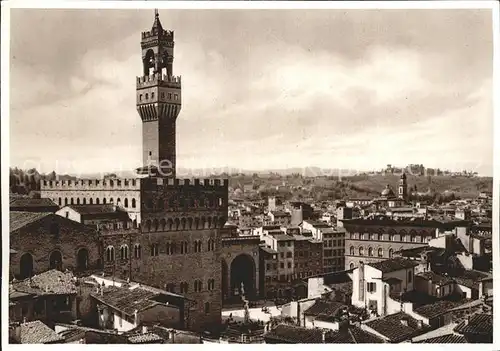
[142,325,148,334]
[321,330,326,343]
[169,329,176,343]
[416,320,423,329]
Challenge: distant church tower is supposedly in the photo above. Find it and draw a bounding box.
[136,10,181,178]
[398,173,408,201]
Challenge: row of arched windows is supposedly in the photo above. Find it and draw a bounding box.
[350,230,430,243]
[144,197,224,211]
[106,244,141,262]
[349,246,395,258]
[19,249,89,279]
[105,238,217,262]
[142,216,226,232]
[166,279,215,294]
[58,197,137,208]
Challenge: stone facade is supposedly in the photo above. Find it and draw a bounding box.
[10,213,101,279]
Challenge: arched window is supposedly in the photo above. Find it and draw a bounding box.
[358,247,364,256]
[194,218,200,230]
[49,250,63,270]
[71,198,74,205]
[388,248,393,258]
[64,198,68,205]
[132,198,136,208]
[349,246,354,255]
[378,248,383,257]
[166,283,175,293]
[167,219,173,231]
[174,218,180,231]
[96,198,100,205]
[349,262,355,270]
[120,245,129,260]
[76,198,80,205]
[58,198,62,206]
[145,220,152,232]
[180,241,189,254]
[208,279,215,291]
[187,218,193,229]
[77,248,89,271]
[180,282,189,293]
[134,244,141,259]
[106,246,115,262]
[194,240,202,253]
[103,198,106,204]
[150,244,159,257]
[408,270,413,283]
[368,247,374,257]
[109,198,114,204]
[124,198,129,208]
[153,219,159,231]
[19,253,34,279]
[89,198,93,205]
[166,242,175,255]
[194,280,202,292]
[207,239,215,251]
[82,198,87,205]
[204,302,210,314]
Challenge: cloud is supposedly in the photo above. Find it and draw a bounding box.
[9,9,494,176]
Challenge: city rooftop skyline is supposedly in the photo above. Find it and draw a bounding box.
[9,9,494,176]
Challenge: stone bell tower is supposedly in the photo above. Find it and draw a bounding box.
[398,172,408,201]
[136,9,181,178]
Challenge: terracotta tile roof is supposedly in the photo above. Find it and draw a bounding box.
[19,320,64,344]
[454,313,493,335]
[365,312,427,343]
[414,333,467,343]
[12,269,77,296]
[348,325,385,343]
[368,257,418,273]
[67,204,121,215]
[416,271,454,285]
[128,332,163,343]
[10,211,52,232]
[91,286,159,316]
[303,300,347,320]
[452,270,490,289]
[414,299,470,319]
[10,198,58,209]
[264,324,384,344]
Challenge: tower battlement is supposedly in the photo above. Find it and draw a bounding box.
[136,73,181,89]
[141,177,229,190]
[41,178,141,191]
[141,29,174,41]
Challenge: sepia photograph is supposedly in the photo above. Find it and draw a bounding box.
[2,0,497,346]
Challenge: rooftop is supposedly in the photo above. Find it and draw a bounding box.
[15,320,64,344]
[90,285,181,316]
[413,299,470,320]
[264,324,384,344]
[65,204,121,215]
[303,300,347,322]
[11,269,77,296]
[364,312,427,343]
[367,257,419,274]
[454,313,493,336]
[414,334,467,343]
[416,271,454,286]
[10,197,58,210]
[10,211,52,232]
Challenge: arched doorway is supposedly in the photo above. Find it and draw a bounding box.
[49,250,63,271]
[77,248,89,271]
[19,253,33,279]
[221,259,228,302]
[230,254,255,298]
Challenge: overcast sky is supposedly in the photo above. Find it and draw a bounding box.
[9,8,494,176]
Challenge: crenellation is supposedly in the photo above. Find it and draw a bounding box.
[41,178,141,191]
[136,74,181,89]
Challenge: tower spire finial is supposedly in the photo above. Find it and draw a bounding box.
[154,8,159,18]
